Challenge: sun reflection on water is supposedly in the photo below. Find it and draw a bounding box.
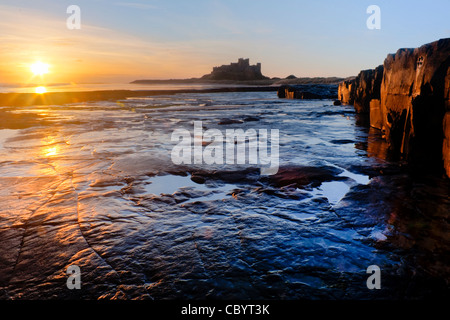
[44,146,58,157]
[40,135,62,158]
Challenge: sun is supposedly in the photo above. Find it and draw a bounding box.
[35,86,47,94]
[30,61,50,76]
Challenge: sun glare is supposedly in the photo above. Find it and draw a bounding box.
[35,86,47,94]
[30,62,50,76]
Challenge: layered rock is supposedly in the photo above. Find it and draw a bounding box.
[339,38,450,176]
[381,39,450,169]
[338,66,383,114]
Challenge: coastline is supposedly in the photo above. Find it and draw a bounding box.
[0,76,350,107]
[131,77,349,86]
[0,86,280,107]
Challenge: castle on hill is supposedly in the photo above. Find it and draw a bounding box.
[202,58,268,81]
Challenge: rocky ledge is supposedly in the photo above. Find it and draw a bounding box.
[277,84,338,100]
[338,38,450,177]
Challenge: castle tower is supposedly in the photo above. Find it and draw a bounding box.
[202,58,266,80]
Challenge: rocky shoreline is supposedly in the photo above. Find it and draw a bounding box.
[338,38,450,177]
[277,84,338,100]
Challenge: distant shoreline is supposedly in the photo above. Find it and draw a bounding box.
[0,77,348,107]
[131,77,350,86]
[0,86,280,107]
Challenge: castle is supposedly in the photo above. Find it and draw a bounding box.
[202,58,267,81]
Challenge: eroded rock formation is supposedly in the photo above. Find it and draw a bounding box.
[338,79,354,105]
[338,66,383,114]
[339,38,450,176]
[354,66,384,114]
[381,40,450,169]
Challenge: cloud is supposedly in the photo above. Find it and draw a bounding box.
[0,4,234,82]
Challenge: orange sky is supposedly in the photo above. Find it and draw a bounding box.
[1,1,449,85]
[0,4,220,85]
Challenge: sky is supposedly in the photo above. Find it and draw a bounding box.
[0,0,449,84]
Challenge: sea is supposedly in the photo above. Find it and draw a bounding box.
[0,82,248,93]
[0,84,448,300]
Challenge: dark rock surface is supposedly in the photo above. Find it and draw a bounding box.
[444,113,450,176]
[445,67,450,176]
[1,92,448,300]
[266,165,344,189]
[277,84,338,100]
